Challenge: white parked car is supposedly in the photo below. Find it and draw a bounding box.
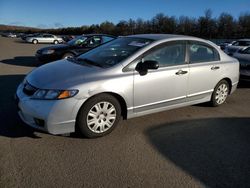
[26,34,64,44]
[7,33,17,38]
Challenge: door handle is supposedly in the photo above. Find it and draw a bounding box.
[175,70,188,75]
[211,66,220,70]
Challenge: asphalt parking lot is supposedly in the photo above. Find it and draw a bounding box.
[0,36,250,188]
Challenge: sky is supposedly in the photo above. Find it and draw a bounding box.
[0,0,250,28]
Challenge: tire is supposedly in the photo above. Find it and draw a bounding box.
[210,80,230,107]
[54,40,59,44]
[32,39,38,44]
[77,94,121,138]
[62,53,74,59]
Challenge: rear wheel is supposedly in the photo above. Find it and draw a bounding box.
[32,39,38,44]
[77,94,121,138]
[211,80,229,106]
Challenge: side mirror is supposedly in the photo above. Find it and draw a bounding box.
[135,60,159,76]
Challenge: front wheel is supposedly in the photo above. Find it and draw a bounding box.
[210,80,229,106]
[77,94,121,138]
[54,40,59,44]
[32,39,38,44]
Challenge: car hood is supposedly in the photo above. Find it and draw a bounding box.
[227,46,244,50]
[26,59,105,89]
[38,44,72,51]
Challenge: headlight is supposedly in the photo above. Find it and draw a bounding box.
[42,49,55,55]
[32,89,78,100]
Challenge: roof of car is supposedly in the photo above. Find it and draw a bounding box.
[237,39,250,41]
[82,34,116,37]
[125,34,198,41]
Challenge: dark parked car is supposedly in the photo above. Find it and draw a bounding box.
[233,47,250,81]
[61,35,75,42]
[224,39,250,55]
[218,41,231,51]
[21,33,41,41]
[36,34,116,62]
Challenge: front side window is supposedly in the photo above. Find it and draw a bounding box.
[67,36,87,46]
[76,37,153,67]
[189,42,220,63]
[143,41,186,67]
[87,36,102,47]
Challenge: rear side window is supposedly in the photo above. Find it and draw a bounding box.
[242,47,250,54]
[189,41,220,63]
[44,34,53,38]
[102,36,115,43]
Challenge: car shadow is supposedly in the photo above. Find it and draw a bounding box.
[238,80,250,88]
[1,56,42,67]
[0,75,40,138]
[15,39,27,43]
[146,117,250,188]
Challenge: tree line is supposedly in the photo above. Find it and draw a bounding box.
[12,10,250,39]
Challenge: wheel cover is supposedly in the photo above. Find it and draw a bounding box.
[87,101,116,133]
[215,83,228,104]
[64,54,72,59]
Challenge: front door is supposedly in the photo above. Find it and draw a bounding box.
[133,41,189,113]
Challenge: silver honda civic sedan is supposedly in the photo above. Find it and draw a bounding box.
[16,34,239,138]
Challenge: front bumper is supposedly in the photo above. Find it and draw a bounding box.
[16,83,85,134]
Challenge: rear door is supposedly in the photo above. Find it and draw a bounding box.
[187,41,222,101]
[39,34,48,43]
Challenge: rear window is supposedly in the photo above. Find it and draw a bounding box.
[102,36,115,43]
[233,41,250,46]
[242,47,250,54]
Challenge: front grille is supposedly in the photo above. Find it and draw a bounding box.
[36,50,42,54]
[23,81,38,96]
[34,118,45,127]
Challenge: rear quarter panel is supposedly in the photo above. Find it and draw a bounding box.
[219,58,239,93]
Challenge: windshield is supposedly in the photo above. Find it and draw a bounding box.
[76,37,153,67]
[68,36,87,46]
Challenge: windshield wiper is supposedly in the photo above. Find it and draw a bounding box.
[77,58,104,67]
